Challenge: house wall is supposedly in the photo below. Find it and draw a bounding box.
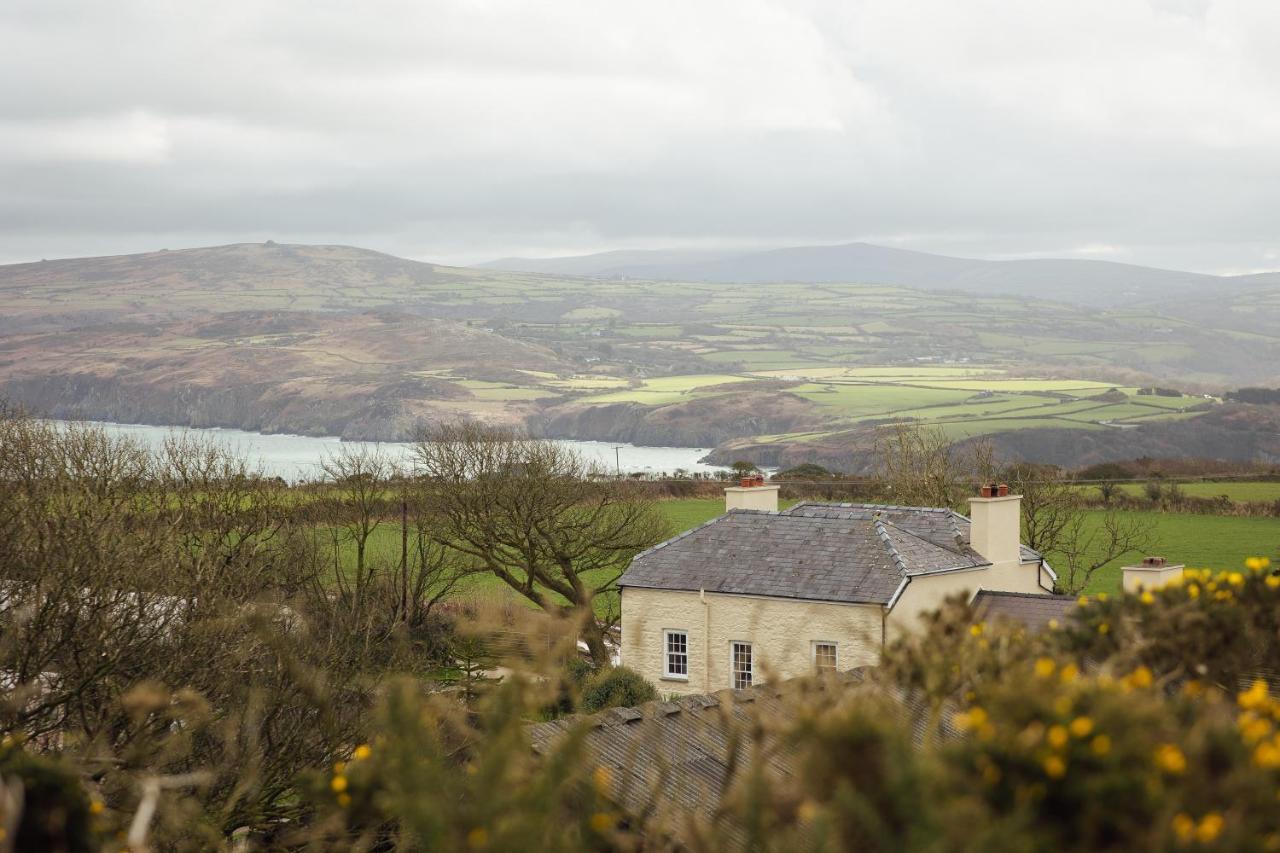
[887,560,1047,638]
[620,587,883,696]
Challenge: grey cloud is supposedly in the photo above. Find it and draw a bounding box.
[2,0,1279,271]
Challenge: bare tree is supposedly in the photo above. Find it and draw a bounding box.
[1006,464,1155,595]
[412,423,670,666]
[876,421,993,510]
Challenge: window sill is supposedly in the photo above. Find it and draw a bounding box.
[660,675,689,682]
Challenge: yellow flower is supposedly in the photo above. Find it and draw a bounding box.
[333,761,346,774]
[1254,741,1280,769]
[593,766,613,794]
[1267,575,1280,589]
[590,812,615,833]
[330,775,348,793]
[1097,592,1109,602]
[1127,666,1154,689]
[797,800,819,822]
[1140,590,1154,605]
[1034,657,1056,679]
[1090,734,1112,756]
[467,827,489,849]
[1069,716,1094,738]
[1239,715,1272,744]
[1228,572,1245,587]
[1097,621,1110,635]
[1059,663,1079,683]
[1239,680,1270,711]
[1246,556,1266,572]
[1187,583,1200,599]
[1183,679,1204,698]
[1172,813,1195,844]
[337,793,352,808]
[1196,812,1224,844]
[1047,725,1069,749]
[353,744,372,761]
[1154,743,1187,775]
[89,800,105,815]
[1047,618,1060,630]
[1042,755,1066,779]
[1077,596,1089,607]
[970,623,984,637]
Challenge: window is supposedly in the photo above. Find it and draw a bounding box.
[813,642,838,673]
[663,630,689,679]
[731,642,753,688]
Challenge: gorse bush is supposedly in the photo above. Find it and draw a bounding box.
[4,410,1280,849]
[579,666,658,713]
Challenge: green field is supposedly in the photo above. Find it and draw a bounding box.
[1076,481,1280,503]
[649,499,1279,598]
[327,500,1278,608]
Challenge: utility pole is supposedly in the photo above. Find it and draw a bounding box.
[613,444,623,476]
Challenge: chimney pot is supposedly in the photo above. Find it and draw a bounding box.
[1142,556,1167,567]
[997,483,1009,497]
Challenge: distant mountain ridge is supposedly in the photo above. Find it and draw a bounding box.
[479,241,1272,307]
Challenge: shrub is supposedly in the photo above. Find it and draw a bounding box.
[579,666,658,713]
[0,740,95,852]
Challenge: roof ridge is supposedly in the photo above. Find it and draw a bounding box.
[879,517,976,561]
[873,516,909,576]
[788,501,956,514]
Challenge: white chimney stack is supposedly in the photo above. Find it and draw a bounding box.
[968,483,1022,565]
[1122,556,1184,593]
[725,475,779,513]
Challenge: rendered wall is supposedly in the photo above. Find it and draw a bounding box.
[620,587,883,696]
[888,560,1048,638]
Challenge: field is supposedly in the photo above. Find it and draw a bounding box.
[327,499,1280,613]
[6,242,1273,454]
[1076,481,1280,503]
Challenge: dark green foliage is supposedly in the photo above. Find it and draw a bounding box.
[0,741,94,852]
[579,666,657,713]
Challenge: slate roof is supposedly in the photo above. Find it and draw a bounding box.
[619,501,1046,606]
[527,670,951,848]
[971,590,1077,633]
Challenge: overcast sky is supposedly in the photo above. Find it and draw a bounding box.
[3,0,1279,272]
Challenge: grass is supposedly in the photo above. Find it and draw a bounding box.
[1072,511,1280,594]
[320,498,1279,614]
[1075,481,1280,503]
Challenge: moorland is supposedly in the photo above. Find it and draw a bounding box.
[3,241,1280,469]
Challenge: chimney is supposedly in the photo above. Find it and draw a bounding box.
[725,474,779,512]
[1122,556,1185,593]
[967,483,1022,565]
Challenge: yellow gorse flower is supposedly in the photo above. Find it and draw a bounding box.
[1196,812,1224,843]
[353,744,372,761]
[1238,680,1271,712]
[1069,716,1094,738]
[1034,657,1056,679]
[1042,755,1066,779]
[1154,743,1187,775]
[1047,725,1069,749]
[1090,734,1111,756]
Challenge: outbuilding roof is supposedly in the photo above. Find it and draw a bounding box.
[971,589,1078,633]
[618,501,1044,606]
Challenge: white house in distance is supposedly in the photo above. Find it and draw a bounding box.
[618,480,1057,695]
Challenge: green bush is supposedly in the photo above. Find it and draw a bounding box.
[579,666,657,713]
[0,740,95,852]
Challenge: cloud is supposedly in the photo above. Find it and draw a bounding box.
[1,0,1279,271]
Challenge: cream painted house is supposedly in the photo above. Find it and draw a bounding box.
[618,482,1055,695]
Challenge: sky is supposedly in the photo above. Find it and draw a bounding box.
[3,0,1280,273]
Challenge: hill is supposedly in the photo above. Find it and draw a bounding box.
[3,241,1279,464]
[480,241,1266,308]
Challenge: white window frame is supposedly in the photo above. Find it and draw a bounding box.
[662,629,689,681]
[730,641,753,689]
[812,641,838,673]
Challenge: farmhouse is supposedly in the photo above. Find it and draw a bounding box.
[618,480,1057,694]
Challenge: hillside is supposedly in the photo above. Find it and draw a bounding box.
[480,241,1267,308]
[3,242,1279,463]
